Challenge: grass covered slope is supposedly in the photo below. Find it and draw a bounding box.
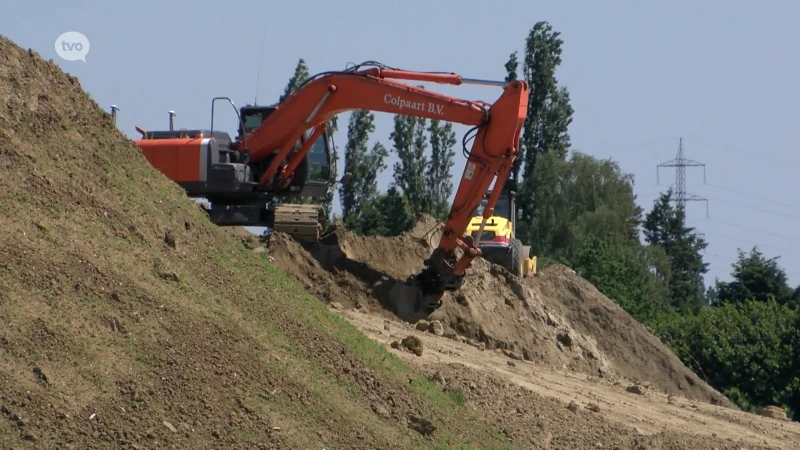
[0,37,513,448]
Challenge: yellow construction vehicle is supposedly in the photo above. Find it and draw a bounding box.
[466,180,536,277]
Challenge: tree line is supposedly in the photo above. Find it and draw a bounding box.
[275,21,800,420]
[275,60,457,236]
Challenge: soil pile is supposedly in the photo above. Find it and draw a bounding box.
[269,214,730,406]
[0,36,524,449]
[420,363,756,450]
[529,265,725,403]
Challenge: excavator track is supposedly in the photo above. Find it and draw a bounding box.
[272,203,326,243]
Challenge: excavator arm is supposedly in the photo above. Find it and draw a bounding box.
[241,62,528,313]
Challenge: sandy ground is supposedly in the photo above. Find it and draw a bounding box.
[268,223,731,406]
[339,307,800,450]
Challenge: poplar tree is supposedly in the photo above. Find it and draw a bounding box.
[391,115,430,214]
[505,22,574,246]
[339,110,387,229]
[426,119,457,219]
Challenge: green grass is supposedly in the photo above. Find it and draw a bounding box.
[204,241,516,449]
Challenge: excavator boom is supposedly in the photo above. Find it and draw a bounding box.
[237,66,493,190]
[234,62,528,313]
[132,61,528,314]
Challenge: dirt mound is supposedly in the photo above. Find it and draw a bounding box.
[422,363,748,450]
[0,36,533,449]
[528,265,726,404]
[269,214,730,407]
[344,307,796,450]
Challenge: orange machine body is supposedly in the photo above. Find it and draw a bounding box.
[136,137,214,183]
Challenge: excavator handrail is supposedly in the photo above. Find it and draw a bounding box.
[210,96,250,163]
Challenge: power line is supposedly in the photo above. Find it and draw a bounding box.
[656,137,708,216]
[640,185,800,221]
[689,222,800,256]
[701,182,800,213]
[638,138,800,284]
[647,141,800,245]
[685,138,800,168]
[698,194,800,221]
[704,217,800,245]
[638,137,799,262]
[686,222,800,284]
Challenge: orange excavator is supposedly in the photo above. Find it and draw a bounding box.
[131,61,528,314]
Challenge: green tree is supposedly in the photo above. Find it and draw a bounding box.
[654,299,800,419]
[518,151,672,320]
[339,110,385,225]
[525,152,642,261]
[572,234,671,323]
[643,189,709,312]
[710,247,796,307]
[425,119,456,219]
[504,51,519,82]
[378,186,416,235]
[390,113,430,214]
[507,22,575,246]
[355,186,415,237]
[279,58,310,103]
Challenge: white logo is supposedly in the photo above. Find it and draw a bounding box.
[384,93,445,115]
[55,31,90,62]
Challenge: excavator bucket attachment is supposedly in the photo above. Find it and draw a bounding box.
[387,278,444,322]
[272,203,327,243]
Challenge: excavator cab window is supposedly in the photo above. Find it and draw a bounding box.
[305,129,331,184]
[237,105,331,185]
[242,113,265,134]
[238,106,274,138]
[473,191,512,220]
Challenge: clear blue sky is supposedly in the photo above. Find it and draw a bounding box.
[4,0,799,288]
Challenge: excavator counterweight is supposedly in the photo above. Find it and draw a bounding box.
[129,61,528,316]
[132,100,336,241]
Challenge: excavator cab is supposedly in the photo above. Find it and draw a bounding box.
[237,105,333,199]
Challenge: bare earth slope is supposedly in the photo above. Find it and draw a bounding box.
[266,217,800,448]
[0,36,531,449]
[346,308,800,450]
[270,216,727,404]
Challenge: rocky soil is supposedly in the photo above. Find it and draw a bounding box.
[268,216,729,405]
[263,217,800,449]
